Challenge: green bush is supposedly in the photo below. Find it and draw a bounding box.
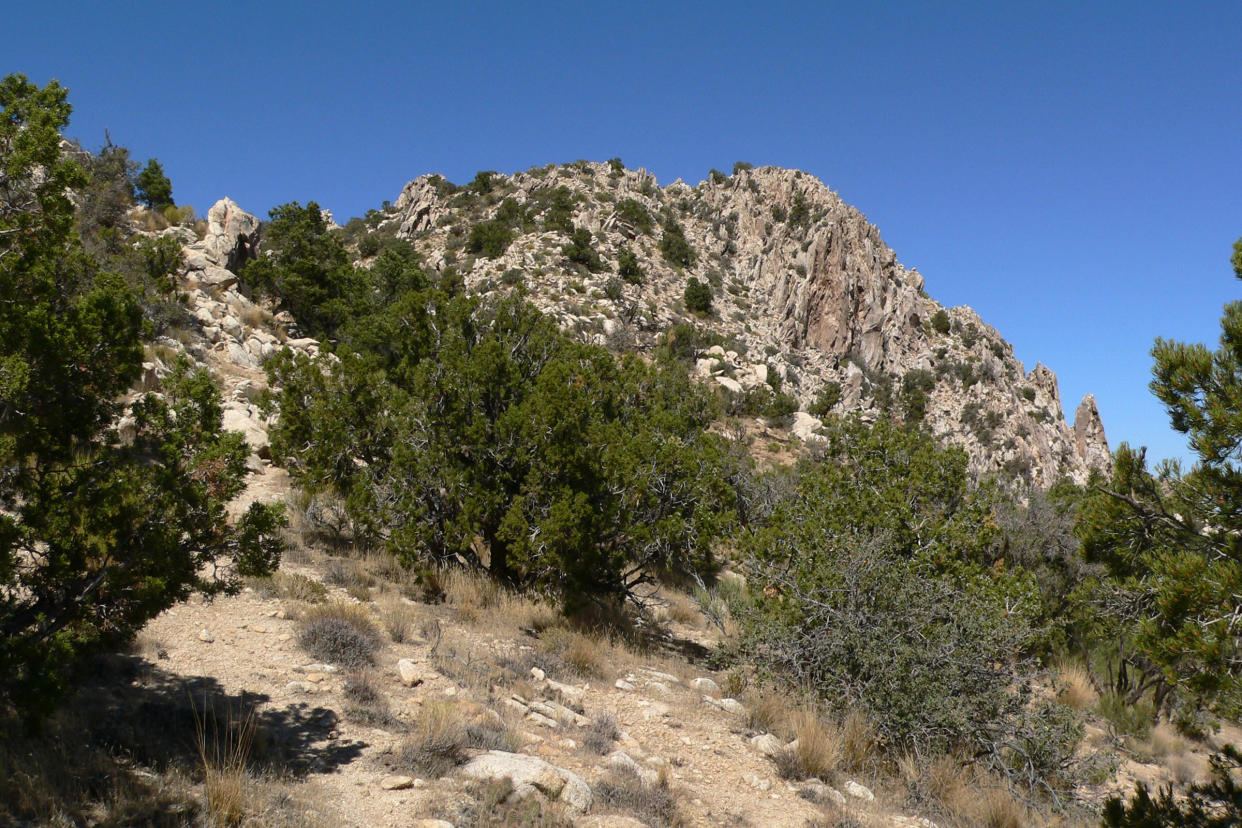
[684,277,712,314]
[617,246,644,284]
[134,158,173,209]
[809,382,841,417]
[931,309,951,335]
[738,417,1077,788]
[562,226,603,272]
[0,76,284,722]
[732,161,753,175]
[659,217,696,268]
[615,198,653,234]
[1103,746,1242,827]
[466,219,514,258]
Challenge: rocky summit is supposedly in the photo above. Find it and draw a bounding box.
[383,162,1107,487]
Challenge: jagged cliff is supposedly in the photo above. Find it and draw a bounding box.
[377,162,1107,486]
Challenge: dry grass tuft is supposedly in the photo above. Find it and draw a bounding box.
[196,704,256,828]
[540,627,611,679]
[840,709,878,770]
[662,591,701,627]
[297,601,381,668]
[251,571,328,603]
[791,710,843,779]
[1053,660,1099,711]
[593,763,683,828]
[379,598,419,643]
[975,786,1026,828]
[398,700,470,778]
[745,691,799,739]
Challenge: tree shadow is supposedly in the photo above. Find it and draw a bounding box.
[80,653,367,778]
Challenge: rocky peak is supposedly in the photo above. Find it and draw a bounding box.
[378,162,1110,486]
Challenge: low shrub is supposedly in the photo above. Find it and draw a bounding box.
[398,701,470,778]
[297,602,381,668]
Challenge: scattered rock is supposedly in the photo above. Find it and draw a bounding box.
[614,679,636,692]
[285,681,316,694]
[845,780,875,801]
[606,751,659,787]
[296,663,339,674]
[197,629,214,643]
[530,667,547,681]
[379,775,414,790]
[689,677,720,694]
[704,696,746,715]
[744,773,772,792]
[750,733,783,757]
[459,750,593,812]
[397,658,426,687]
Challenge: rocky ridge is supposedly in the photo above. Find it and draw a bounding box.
[382,162,1108,486]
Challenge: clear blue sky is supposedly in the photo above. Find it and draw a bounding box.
[7,1,1241,466]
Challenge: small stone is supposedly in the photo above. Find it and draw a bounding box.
[751,733,783,756]
[845,780,875,801]
[530,667,546,681]
[304,673,325,683]
[379,775,414,790]
[249,624,267,634]
[646,681,672,697]
[560,738,577,750]
[690,677,721,694]
[717,698,746,715]
[397,658,424,687]
[745,773,772,792]
[285,681,315,694]
[526,711,559,729]
[414,820,454,828]
[640,702,671,720]
[278,634,292,642]
[198,629,214,643]
[296,663,338,674]
[643,669,680,684]
[614,679,636,692]
[275,609,288,619]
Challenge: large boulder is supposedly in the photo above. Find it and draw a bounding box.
[191,198,261,272]
[458,750,592,812]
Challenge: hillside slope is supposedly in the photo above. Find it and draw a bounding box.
[376,162,1107,487]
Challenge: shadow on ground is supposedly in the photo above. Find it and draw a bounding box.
[0,653,367,826]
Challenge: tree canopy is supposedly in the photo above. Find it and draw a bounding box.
[0,74,283,722]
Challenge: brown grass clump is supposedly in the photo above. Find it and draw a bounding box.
[745,691,799,739]
[379,598,419,643]
[593,763,683,828]
[196,705,256,827]
[662,591,701,627]
[251,571,328,603]
[297,601,381,668]
[540,627,611,679]
[840,709,878,770]
[398,700,470,778]
[791,710,843,779]
[1053,660,1099,711]
[442,778,571,828]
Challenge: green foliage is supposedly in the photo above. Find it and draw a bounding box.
[1074,245,1242,715]
[683,277,712,315]
[134,158,173,209]
[616,246,643,284]
[241,201,362,340]
[732,161,753,175]
[536,185,576,234]
[787,192,810,229]
[608,157,624,175]
[469,170,499,195]
[614,199,653,234]
[900,369,936,423]
[737,417,1074,779]
[266,292,738,610]
[809,382,841,417]
[1102,745,1242,827]
[561,226,603,272]
[659,217,696,268]
[0,74,285,723]
[931,309,951,335]
[603,276,624,302]
[467,218,514,259]
[709,168,727,185]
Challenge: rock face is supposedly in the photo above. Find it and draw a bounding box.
[382,163,1109,485]
[190,197,261,272]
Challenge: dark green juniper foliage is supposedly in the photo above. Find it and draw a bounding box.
[0,74,284,723]
[739,416,1082,795]
[265,272,739,609]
